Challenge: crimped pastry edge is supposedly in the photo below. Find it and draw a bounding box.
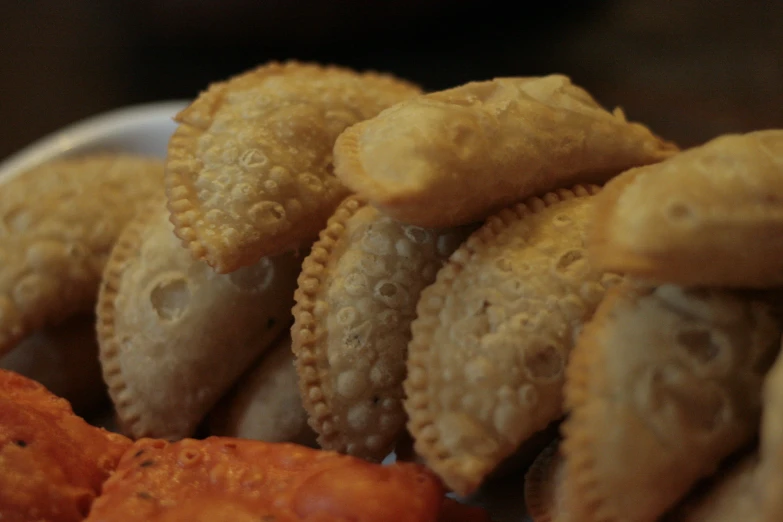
[559,282,642,522]
[403,183,602,496]
[96,200,165,439]
[290,195,368,454]
[164,60,421,274]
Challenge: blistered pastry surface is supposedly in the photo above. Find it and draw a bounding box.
[85,437,444,522]
[165,61,421,273]
[97,205,300,440]
[405,185,617,495]
[292,196,472,460]
[561,283,780,522]
[0,154,163,354]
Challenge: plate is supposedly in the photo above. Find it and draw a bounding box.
[0,100,188,183]
[0,101,532,522]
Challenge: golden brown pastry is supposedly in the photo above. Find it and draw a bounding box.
[97,204,300,440]
[405,185,620,496]
[561,282,780,522]
[208,334,316,446]
[0,154,163,355]
[334,75,677,228]
[292,196,473,461]
[165,61,422,273]
[590,130,783,287]
[84,437,445,522]
[0,369,131,522]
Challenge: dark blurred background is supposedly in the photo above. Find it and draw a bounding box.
[1,0,781,160]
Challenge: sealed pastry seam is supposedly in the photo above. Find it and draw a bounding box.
[165,124,209,263]
[404,184,601,493]
[96,202,161,437]
[560,296,612,522]
[165,61,299,265]
[291,195,367,449]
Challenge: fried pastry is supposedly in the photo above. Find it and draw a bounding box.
[333,74,677,228]
[0,369,131,522]
[561,283,780,522]
[166,61,422,273]
[292,196,473,461]
[524,441,568,522]
[97,204,300,440]
[208,334,316,446]
[0,313,107,417]
[590,130,783,287]
[405,185,620,496]
[0,154,163,355]
[662,451,760,522]
[758,341,783,522]
[84,437,445,522]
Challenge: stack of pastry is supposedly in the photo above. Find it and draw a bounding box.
[1,59,781,521]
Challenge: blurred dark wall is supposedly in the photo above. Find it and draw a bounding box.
[1,0,781,161]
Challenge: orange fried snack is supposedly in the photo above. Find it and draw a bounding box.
[0,369,131,522]
[85,437,445,522]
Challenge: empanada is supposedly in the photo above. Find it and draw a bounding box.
[292,196,473,461]
[97,204,300,440]
[561,283,780,522]
[404,185,620,496]
[208,334,316,446]
[590,130,783,287]
[0,369,131,522]
[0,154,163,355]
[165,61,422,273]
[85,437,445,522]
[0,313,107,417]
[334,75,677,228]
